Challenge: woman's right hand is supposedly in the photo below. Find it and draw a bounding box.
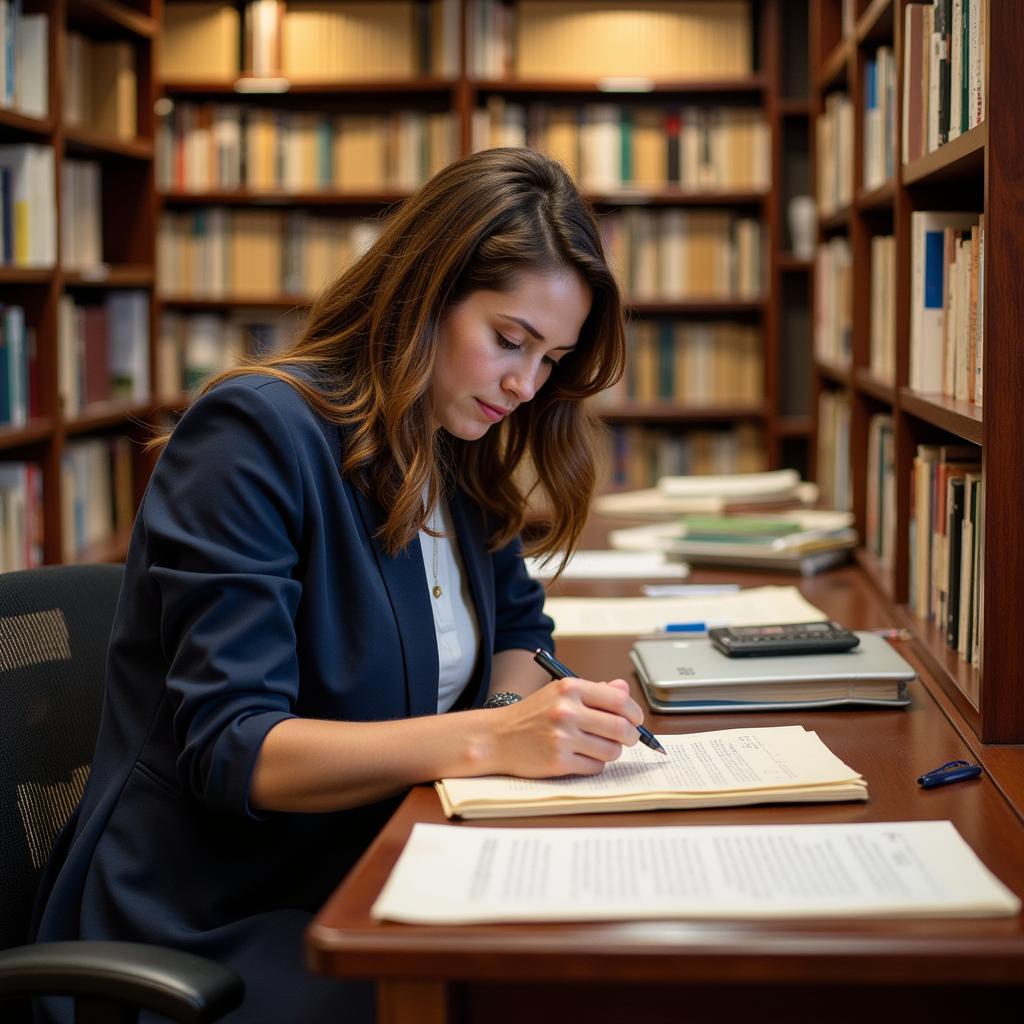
[481,676,644,778]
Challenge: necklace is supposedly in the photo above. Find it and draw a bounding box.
[430,508,443,599]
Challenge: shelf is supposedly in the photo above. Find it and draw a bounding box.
[777,98,811,117]
[625,299,765,315]
[0,106,54,136]
[853,367,896,403]
[70,529,132,566]
[899,388,983,445]
[470,76,768,96]
[0,418,55,451]
[819,204,852,232]
[902,121,988,186]
[598,402,769,423]
[856,178,895,211]
[815,358,851,386]
[161,77,457,96]
[62,264,154,288]
[776,253,813,272]
[64,400,154,435]
[854,545,893,603]
[63,125,154,161]
[587,189,767,207]
[775,415,813,437]
[159,190,411,207]
[0,267,55,284]
[67,0,158,38]
[818,38,851,90]
[855,0,895,46]
[157,296,312,310]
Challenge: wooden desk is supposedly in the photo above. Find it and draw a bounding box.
[307,566,1024,1023]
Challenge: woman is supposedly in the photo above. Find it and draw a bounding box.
[35,148,645,1022]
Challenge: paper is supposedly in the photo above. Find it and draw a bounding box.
[371,820,1021,924]
[593,481,819,518]
[658,468,800,497]
[525,549,690,580]
[435,726,867,819]
[543,585,826,636]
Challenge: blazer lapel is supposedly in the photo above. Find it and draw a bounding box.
[349,483,439,718]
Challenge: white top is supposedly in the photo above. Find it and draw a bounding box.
[418,498,480,713]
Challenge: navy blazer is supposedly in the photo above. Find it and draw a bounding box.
[35,374,554,1022]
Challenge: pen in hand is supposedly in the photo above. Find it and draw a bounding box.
[533,648,668,756]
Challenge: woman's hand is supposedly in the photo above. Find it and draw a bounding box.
[482,676,644,778]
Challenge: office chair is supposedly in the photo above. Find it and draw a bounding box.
[0,564,243,1023]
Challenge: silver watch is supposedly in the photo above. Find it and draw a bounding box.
[482,691,523,708]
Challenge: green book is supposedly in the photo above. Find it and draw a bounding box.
[677,515,805,543]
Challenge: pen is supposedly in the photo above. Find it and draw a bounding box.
[917,759,982,789]
[660,620,730,634]
[533,648,668,756]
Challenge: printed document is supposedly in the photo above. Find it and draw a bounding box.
[436,725,866,819]
[371,820,1021,924]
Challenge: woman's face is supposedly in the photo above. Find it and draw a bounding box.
[430,269,592,441]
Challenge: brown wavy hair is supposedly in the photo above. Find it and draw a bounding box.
[186,147,625,561]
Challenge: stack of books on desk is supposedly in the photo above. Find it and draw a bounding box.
[594,468,819,518]
[609,509,857,576]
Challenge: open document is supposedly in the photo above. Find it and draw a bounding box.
[436,726,866,819]
[543,585,826,636]
[371,820,1021,924]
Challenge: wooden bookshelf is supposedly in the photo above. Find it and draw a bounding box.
[0,0,157,569]
[810,1,1024,746]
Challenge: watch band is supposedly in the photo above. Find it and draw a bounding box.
[482,691,523,708]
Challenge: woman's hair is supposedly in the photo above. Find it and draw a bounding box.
[193,147,625,561]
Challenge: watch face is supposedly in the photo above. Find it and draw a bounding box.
[483,691,523,708]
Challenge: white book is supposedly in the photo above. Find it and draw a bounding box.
[15,13,47,119]
[373,820,1021,925]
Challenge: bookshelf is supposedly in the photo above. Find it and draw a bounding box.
[0,0,158,569]
[809,0,1024,745]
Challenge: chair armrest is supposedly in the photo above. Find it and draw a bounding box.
[0,941,243,1023]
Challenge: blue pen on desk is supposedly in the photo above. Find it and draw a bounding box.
[917,760,983,789]
[533,648,668,756]
[661,620,730,634]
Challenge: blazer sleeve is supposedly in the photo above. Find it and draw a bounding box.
[142,378,307,818]
[490,532,555,656]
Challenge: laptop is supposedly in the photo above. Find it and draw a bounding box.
[631,632,915,712]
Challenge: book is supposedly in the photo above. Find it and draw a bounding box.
[593,480,819,518]
[435,726,867,820]
[631,633,915,712]
[372,820,1021,924]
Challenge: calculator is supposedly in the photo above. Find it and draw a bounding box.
[708,621,861,657]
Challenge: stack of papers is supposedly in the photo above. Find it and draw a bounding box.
[543,584,826,636]
[372,820,1021,924]
[525,549,690,580]
[609,510,857,576]
[436,725,867,820]
[595,469,819,518]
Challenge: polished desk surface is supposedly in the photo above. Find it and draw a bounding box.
[307,560,1024,1020]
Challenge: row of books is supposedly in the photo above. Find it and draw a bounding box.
[864,413,895,572]
[600,209,762,301]
[816,92,853,216]
[909,210,983,404]
[0,5,46,119]
[605,421,766,491]
[868,234,896,385]
[157,209,382,299]
[162,1,458,82]
[156,310,301,399]
[813,237,851,367]
[0,304,34,428]
[472,100,770,194]
[64,34,138,140]
[57,292,150,417]
[61,159,104,270]
[0,144,56,268]
[816,389,851,513]
[903,0,986,164]
[61,436,134,562]
[0,462,42,572]
[157,104,459,194]
[595,320,761,407]
[862,46,896,192]
[470,0,753,80]
[910,443,983,686]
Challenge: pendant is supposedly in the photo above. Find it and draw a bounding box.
[432,585,443,598]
